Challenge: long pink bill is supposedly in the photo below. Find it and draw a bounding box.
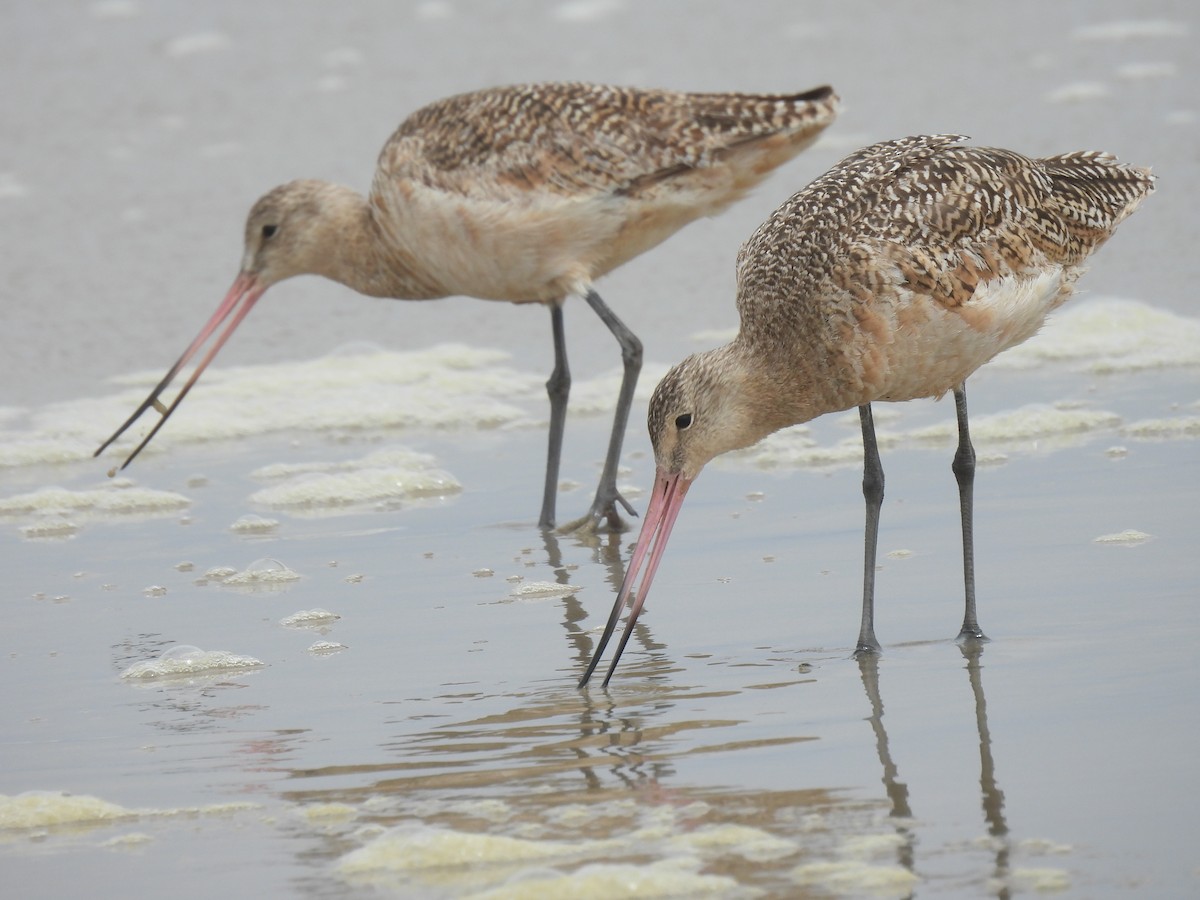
[93,272,268,471]
[578,468,693,688]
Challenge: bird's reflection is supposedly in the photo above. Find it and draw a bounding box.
[542,526,673,682]
[962,641,1010,896]
[858,642,1010,896]
[856,653,915,870]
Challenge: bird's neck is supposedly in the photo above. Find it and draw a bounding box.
[723,338,826,437]
[307,184,444,300]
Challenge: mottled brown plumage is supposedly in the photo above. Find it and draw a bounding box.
[94,82,840,531]
[582,135,1154,686]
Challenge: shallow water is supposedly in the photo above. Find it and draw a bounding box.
[3,1,1198,898]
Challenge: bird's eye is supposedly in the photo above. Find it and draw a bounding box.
[675,413,693,430]
[261,224,279,239]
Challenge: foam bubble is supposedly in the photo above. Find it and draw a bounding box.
[100,832,155,848]
[120,644,264,679]
[1072,20,1188,41]
[281,608,341,627]
[248,448,461,512]
[507,581,582,601]
[229,513,280,534]
[219,558,301,586]
[308,641,347,654]
[1093,529,1151,545]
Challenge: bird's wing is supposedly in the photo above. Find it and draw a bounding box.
[373,82,836,202]
[735,135,1153,324]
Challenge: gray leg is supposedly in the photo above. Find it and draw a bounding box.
[855,403,884,655]
[539,303,571,530]
[562,288,641,532]
[953,384,987,642]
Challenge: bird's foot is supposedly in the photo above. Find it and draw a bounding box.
[955,625,990,645]
[557,489,637,535]
[852,639,881,659]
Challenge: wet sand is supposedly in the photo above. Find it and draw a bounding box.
[2,1,1198,897]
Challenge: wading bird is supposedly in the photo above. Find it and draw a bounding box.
[94,82,839,532]
[581,134,1153,684]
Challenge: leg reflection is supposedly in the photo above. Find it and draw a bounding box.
[961,642,1010,895]
[856,654,915,872]
[545,528,670,679]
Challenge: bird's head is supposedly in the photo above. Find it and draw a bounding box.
[647,348,764,481]
[239,179,348,288]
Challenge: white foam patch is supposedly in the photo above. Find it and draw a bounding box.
[1045,81,1111,103]
[163,32,230,57]
[468,857,740,899]
[1116,61,1177,79]
[0,790,259,833]
[790,859,919,897]
[0,483,189,518]
[1,343,540,471]
[689,326,738,344]
[281,608,341,627]
[551,0,626,23]
[217,558,301,587]
[1093,529,1151,545]
[18,519,80,540]
[414,1,454,19]
[668,823,798,862]
[564,363,671,416]
[338,826,582,889]
[230,513,280,534]
[505,581,582,602]
[1003,868,1072,891]
[1121,416,1200,439]
[301,802,358,823]
[308,641,347,654]
[992,299,1200,372]
[907,404,1121,446]
[725,425,899,472]
[336,824,749,897]
[100,832,155,848]
[1072,20,1189,41]
[120,644,264,679]
[0,792,135,829]
[248,448,461,512]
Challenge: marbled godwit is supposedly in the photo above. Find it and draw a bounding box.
[93,82,840,532]
[581,134,1153,685]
